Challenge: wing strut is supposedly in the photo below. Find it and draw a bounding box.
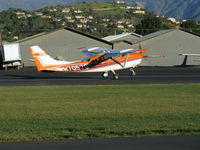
[111,54,129,68]
[111,58,123,68]
[123,54,129,68]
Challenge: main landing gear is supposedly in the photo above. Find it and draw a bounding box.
[102,68,136,80]
[111,70,119,80]
[102,71,119,80]
[130,67,136,77]
[102,72,109,78]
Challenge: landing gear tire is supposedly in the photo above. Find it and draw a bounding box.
[102,72,108,78]
[130,71,136,76]
[113,74,119,80]
[111,70,119,80]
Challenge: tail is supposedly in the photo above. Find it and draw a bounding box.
[29,46,70,72]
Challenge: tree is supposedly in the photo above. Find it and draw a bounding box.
[135,14,163,35]
[180,20,200,34]
[135,12,172,35]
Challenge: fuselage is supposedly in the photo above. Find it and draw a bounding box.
[43,53,145,72]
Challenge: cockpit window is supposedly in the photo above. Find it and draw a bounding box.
[82,57,91,62]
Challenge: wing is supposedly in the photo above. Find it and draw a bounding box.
[104,48,148,58]
[80,47,107,56]
[80,47,148,58]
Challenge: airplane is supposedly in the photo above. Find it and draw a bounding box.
[30,46,148,79]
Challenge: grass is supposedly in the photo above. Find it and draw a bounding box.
[0,84,200,142]
[72,1,128,16]
[73,2,126,10]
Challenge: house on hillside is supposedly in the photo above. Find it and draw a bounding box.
[49,8,57,12]
[67,19,75,23]
[35,12,43,16]
[65,16,72,20]
[75,15,85,19]
[133,10,145,14]
[16,11,26,18]
[41,15,51,19]
[117,24,124,29]
[77,24,83,28]
[116,1,125,4]
[74,10,83,13]
[62,8,70,13]
[120,19,131,24]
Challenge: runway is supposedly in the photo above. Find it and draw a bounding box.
[0,66,200,86]
[1,135,200,150]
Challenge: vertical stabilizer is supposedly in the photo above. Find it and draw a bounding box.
[29,46,70,71]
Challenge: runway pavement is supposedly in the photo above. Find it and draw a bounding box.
[0,135,200,150]
[0,66,200,86]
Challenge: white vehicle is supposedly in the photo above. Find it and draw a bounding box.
[1,43,23,70]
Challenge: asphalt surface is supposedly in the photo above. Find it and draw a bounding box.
[0,66,200,86]
[1,135,200,150]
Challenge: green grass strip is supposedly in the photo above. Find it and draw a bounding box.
[0,84,200,142]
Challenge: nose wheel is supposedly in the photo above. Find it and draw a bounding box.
[102,72,109,78]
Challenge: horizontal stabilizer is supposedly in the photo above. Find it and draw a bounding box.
[179,54,200,56]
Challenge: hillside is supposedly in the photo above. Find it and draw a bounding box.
[0,0,199,21]
[0,1,174,42]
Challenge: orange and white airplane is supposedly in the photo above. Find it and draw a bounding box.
[30,46,148,79]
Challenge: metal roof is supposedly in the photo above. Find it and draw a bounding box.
[102,32,142,41]
[64,27,113,46]
[125,29,177,45]
[14,27,114,47]
[14,32,47,43]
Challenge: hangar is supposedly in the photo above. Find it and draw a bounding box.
[14,27,200,67]
[104,28,200,66]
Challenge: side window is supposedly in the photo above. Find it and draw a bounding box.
[86,58,91,62]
